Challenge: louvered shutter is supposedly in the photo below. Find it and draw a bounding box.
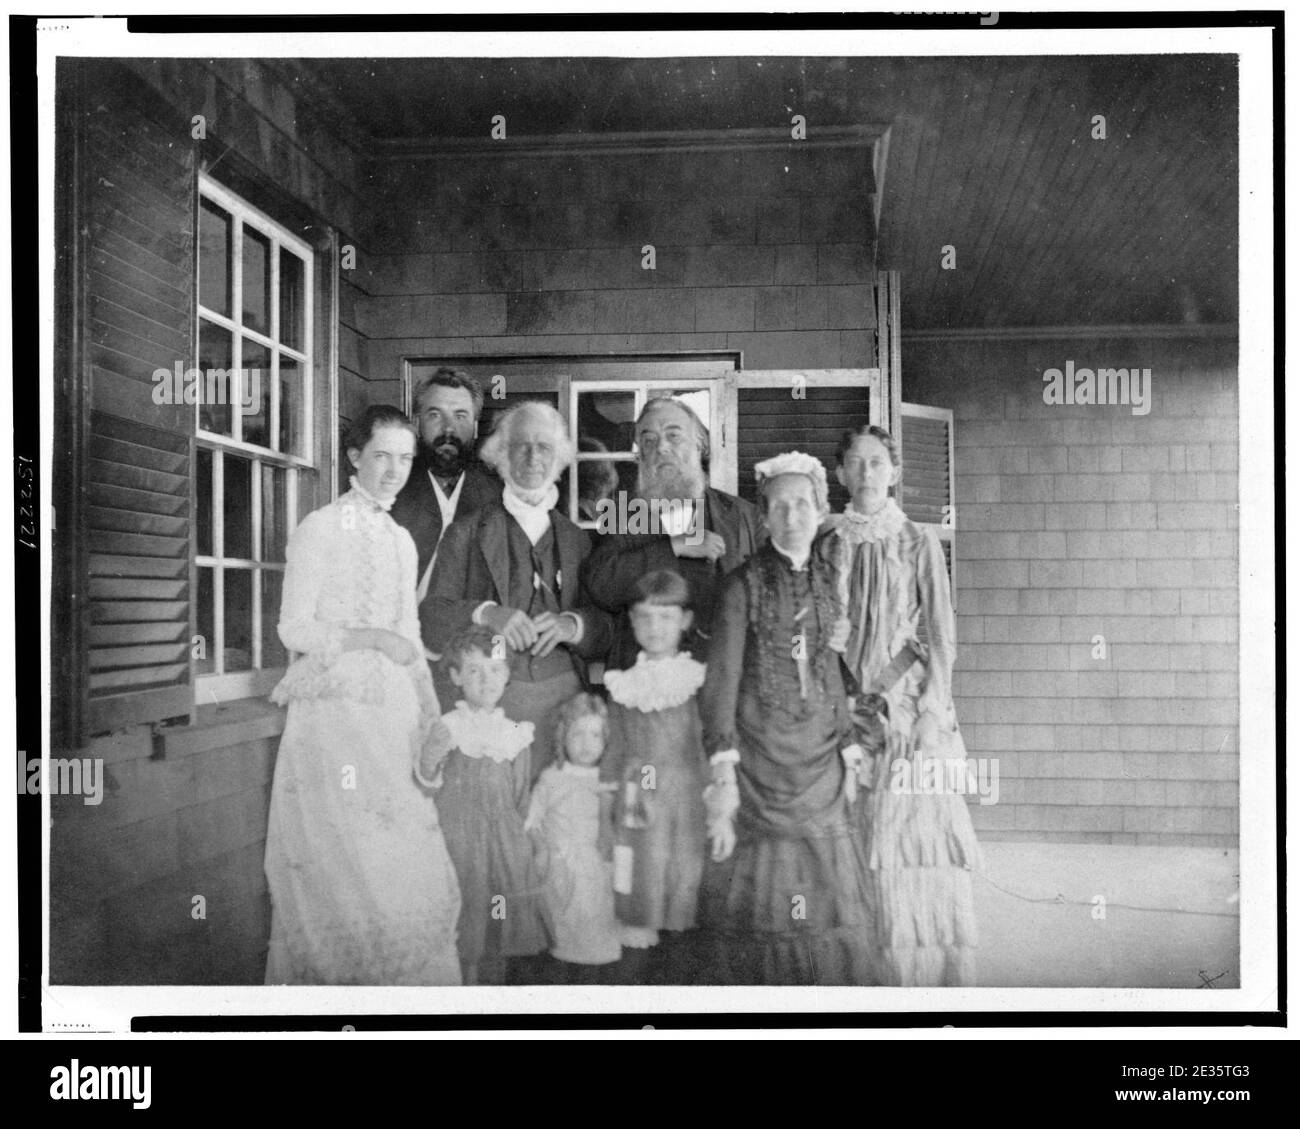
[900,403,956,635]
[734,370,884,510]
[73,62,196,735]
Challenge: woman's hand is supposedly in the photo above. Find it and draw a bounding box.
[840,743,866,805]
[703,757,740,862]
[912,710,940,753]
[842,764,859,805]
[374,630,418,666]
[708,820,736,863]
[344,627,417,665]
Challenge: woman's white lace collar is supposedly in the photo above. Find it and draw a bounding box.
[345,476,396,513]
[604,652,705,712]
[834,498,906,544]
[445,701,534,761]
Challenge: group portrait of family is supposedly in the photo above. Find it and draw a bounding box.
[263,365,979,988]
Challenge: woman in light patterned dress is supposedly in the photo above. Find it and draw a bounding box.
[832,423,981,986]
[264,404,462,985]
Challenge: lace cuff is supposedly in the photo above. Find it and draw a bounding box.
[278,620,346,668]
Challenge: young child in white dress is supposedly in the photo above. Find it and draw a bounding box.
[525,693,622,983]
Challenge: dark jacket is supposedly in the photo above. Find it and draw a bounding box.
[390,458,501,584]
[424,499,615,675]
[579,486,765,670]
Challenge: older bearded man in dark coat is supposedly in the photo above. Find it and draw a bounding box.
[580,396,764,672]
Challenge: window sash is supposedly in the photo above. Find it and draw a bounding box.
[567,376,722,528]
[194,176,318,701]
[197,175,315,462]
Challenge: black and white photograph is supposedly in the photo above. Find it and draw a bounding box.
[19,13,1278,1033]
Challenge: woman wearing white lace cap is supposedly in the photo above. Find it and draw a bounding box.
[696,450,875,985]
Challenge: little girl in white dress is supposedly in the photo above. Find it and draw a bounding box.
[525,693,623,980]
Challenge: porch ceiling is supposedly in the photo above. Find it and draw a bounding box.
[297,55,1238,331]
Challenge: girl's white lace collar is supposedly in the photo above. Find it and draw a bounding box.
[444,701,534,762]
[345,476,396,513]
[603,652,706,712]
[558,761,600,779]
[834,497,906,544]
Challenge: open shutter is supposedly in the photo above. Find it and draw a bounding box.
[900,403,956,630]
[72,61,196,736]
[732,369,883,509]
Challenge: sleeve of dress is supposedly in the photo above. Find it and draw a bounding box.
[699,570,748,755]
[276,509,345,664]
[523,770,549,833]
[513,737,534,818]
[917,526,957,718]
[741,497,769,553]
[599,702,627,787]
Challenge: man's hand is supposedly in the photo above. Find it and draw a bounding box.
[482,604,538,651]
[530,611,577,657]
[672,530,726,562]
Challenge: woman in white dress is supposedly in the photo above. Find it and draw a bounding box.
[264,405,462,985]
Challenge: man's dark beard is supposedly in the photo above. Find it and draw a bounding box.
[421,433,469,478]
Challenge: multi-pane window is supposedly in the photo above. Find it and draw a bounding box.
[568,381,717,529]
[195,176,314,698]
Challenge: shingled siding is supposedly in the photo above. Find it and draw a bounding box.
[903,331,1239,847]
[355,144,877,378]
[52,61,366,984]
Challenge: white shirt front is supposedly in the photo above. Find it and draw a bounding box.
[417,470,465,603]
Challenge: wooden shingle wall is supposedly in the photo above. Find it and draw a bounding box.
[904,332,1239,847]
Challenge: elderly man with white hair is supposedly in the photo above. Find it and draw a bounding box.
[426,400,613,781]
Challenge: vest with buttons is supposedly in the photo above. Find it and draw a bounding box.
[504,515,572,683]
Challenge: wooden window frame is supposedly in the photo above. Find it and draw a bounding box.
[194,175,319,703]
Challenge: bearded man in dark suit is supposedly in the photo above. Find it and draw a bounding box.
[580,396,764,671]
[391,367,500,706]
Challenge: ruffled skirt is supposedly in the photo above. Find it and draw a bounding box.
[858,723,982,987]
[698,825,877,985]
